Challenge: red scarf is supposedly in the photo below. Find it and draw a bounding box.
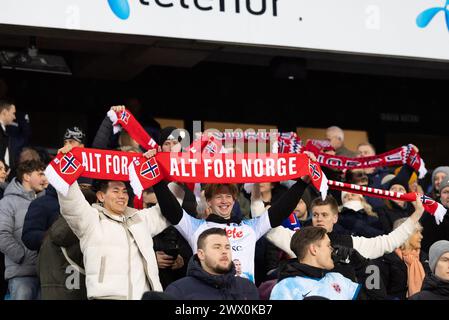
[107,110,158,151]
[129,152,329,199]
[44,148,141,195]
[328,180,447,225]
[45,148,328,201]
[109,110,426,178]
[303,142,427,179]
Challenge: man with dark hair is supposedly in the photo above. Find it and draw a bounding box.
[0,160,46,299]
[266,194,426,261]
[271,226,361,300]
[164,228,259,300]
[56,144,172,300]
[22,128,89,253]
[0,99,16,170]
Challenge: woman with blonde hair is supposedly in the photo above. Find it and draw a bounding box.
[376,218,430,300]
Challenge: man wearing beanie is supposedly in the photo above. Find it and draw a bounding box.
[410,240,449,300]
[159,126,186,152]
[63,126,86,148]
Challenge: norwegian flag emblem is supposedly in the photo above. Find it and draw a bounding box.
[120,111,130,124]
[140,158,160,180]
[309,162,321,181]
[59,154,81,175]
[420,194,436,206]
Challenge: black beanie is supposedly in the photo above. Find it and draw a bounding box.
[159,127,184,145]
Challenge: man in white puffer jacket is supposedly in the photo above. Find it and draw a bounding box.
[56,143,170,300]
[57,179,170,300]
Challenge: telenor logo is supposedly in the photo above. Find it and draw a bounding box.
[108,0,130,20]
[416,0,449,30]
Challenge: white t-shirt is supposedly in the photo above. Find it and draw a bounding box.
[175,210,272,283]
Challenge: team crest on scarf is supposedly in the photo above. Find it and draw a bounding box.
[140,158,160,180]
[309,162,321,181]
[57,153,81,175]
[120,111,130,125]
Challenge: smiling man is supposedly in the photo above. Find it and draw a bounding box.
[56,177,172,300]
[55,145,171,300]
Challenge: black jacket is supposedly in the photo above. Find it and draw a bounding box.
[377,200,415,234]
[338,207,384,238]
[165,255,259,300]
[153,226,193,289]
[22,185,60,251]
[420,211,449,255]
[409,274,449,300]
[376,250,430,300]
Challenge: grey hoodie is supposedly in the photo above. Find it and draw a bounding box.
[0,178,44,280]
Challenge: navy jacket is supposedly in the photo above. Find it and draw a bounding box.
[338,207,384,238]
[165,255,260,300]
[22,185,60,251]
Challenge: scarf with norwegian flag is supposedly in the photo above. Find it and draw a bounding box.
[44,148,141,196]
[302,141,427,179]
[106,111,427,180]
[328,180,447,225]
[129,152,329,200]
[107,110,159,151]
[44,147,328,200]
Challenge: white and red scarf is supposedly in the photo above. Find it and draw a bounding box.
[45,148,141,196]
[129,152,329,199]
[107,110,158,150]
[45,110,444,224]
[45,147,327,199]
[302,141,427,179]
[108,111,427,179]
[328,180,447,225]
